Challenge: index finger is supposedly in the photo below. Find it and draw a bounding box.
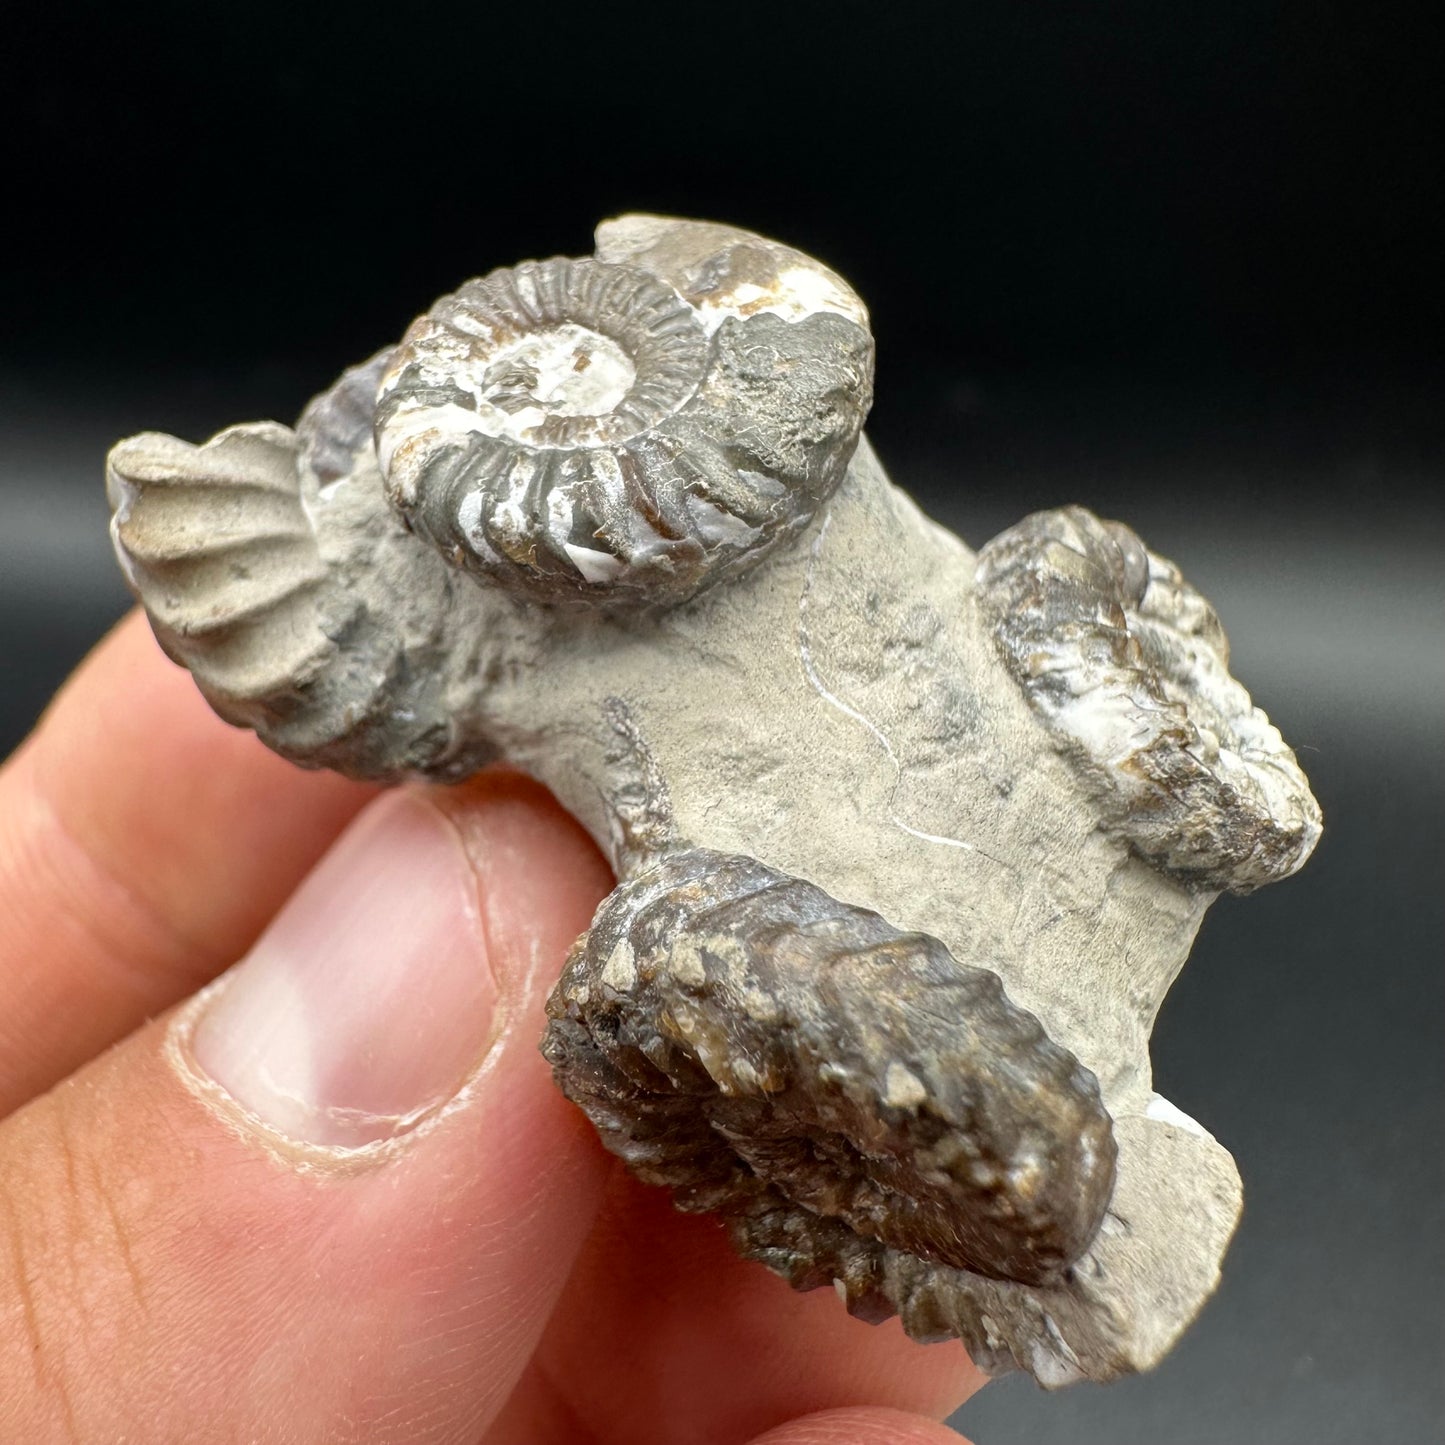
[0,611,373,1114]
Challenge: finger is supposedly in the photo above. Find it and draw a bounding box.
[0,774,615,1444]
[0,611,373,1114]
[747,1407,972,1445]
[485,1378,977,1445]
[515,1172,988,1445]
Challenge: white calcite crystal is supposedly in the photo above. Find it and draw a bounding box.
[106,215,1321,1385]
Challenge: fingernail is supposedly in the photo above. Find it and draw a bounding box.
[190,792,498,1148]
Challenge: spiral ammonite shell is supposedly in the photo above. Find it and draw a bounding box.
[543,848,1118,1291]
[374,221,874,606]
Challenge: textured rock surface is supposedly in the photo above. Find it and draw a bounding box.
[105,214,1321,1385]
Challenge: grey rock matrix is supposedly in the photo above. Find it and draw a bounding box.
[106,215,1321,1385]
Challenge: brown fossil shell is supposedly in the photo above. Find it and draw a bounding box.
[542,848,1118,1291]
[374,223,875,608]
[975,506,1322,892]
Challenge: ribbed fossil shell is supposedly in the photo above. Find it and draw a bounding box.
[375,220,874,606]
[106,415,501,780]
[543,847,1117,1290]
[106,423,339,714]
[975,506,1322,892]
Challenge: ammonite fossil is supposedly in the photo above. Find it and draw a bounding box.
[375,244,871,607]
[106,215,1322,1386]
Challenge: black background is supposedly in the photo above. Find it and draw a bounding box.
[1,3,1441,1442]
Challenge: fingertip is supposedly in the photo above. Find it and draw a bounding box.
[13,609,377,942]
[747,1405,973,1445]
[0,611,377,1111]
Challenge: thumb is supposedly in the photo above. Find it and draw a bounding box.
[0,776,615,1444]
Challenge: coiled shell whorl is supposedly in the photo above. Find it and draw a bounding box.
[375,217,874,607]
[543,847,1118,1292]
[976,506,1322,893]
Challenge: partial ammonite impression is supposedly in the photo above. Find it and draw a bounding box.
[376,220,874,606]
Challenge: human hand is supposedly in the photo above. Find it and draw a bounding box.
[0,613,987,1443]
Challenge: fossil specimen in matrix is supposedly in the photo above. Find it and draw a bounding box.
[107,215,1321,1385]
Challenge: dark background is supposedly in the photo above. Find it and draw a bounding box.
[2,3,1441,1442]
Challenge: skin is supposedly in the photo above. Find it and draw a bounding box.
[0,611,985,1444]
